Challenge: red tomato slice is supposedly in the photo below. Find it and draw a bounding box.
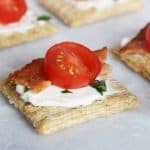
[145,24,150,52]
[44,42,102,89]
[0,0,27,24]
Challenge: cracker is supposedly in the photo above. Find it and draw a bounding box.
[0,77,138,135]
[112,23,150,80]
[38,0,143,27]
[0,22,57,49]
[113,48,150,80]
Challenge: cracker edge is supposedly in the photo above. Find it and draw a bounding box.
[0,78,138,135]
[112,48,150,80]
[0,22,58,49]
[38,0,143,27]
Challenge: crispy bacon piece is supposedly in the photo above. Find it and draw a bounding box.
[94,47,108,63]
[8,48,109,92]
[9,58,49,92]
[120,23,150,54]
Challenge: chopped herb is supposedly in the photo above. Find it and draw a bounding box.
[37,15,51,21]
[61,90,72,94]
[24,87,29,92]
[90,80,107,96]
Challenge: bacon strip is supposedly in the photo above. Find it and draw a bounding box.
[9,58,49,92]
[120,23,150,54]
[94,47,108,62]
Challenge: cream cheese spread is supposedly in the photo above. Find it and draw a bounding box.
[0,10,46,35]
[16,78,116,108]
[64,0,127,10]
[120,37,132,47]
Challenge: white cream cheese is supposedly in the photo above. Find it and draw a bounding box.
[64,0,127,10]
[0,10,46,35]
[16,78,116,108]
[120,37,132,47]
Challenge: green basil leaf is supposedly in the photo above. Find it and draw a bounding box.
[91,80,107,96]
[61,90,73,94]
[24,87,29,92]
[37,15,51,21]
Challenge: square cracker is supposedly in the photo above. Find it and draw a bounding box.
[38,0,143,27]
[0,22,57,49]
[0,77,138,135]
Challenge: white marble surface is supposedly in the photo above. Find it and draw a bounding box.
[0,0,150,150]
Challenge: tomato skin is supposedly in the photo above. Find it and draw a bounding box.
[0,0,27,24]
[145,24,150,52]
[44,42,102,89]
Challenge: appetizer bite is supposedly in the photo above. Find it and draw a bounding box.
[0,0,57,49]
[113,23,150,80]
[0,42,138,135]
[38,0,142,27]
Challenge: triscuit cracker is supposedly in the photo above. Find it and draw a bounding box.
[0,22,57,49]
[112,24,150,80]
[38,0,143,27]
[113,48,150,80]
[0,77,138,135]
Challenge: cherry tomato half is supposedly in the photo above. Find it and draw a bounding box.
[44,42,102,89]
[0,0,27,24]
